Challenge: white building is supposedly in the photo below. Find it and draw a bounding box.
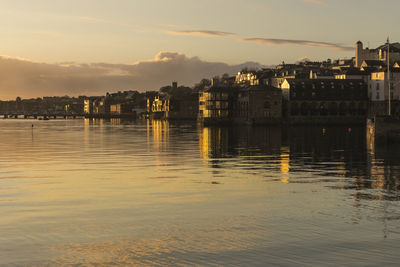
[369,69,400,116]
[370,70,400,101]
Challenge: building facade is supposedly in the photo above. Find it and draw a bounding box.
[235,85,282,125]
[369,69,400,117]
[356,41,400,68]
[198,84,238,124]
[281,79,368,123]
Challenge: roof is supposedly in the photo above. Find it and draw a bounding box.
[284,79,366,88]
[311,68,338,76]
[338,68,368,76]
[374,42,400,53]
[243,84,281,92]
[371,67,400,74]
[205,84,238,93]
[362,60,386,67]
[360,66,379,73]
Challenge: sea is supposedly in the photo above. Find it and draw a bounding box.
[0,119,399,266]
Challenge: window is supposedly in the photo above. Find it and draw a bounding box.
[376,83,380,90]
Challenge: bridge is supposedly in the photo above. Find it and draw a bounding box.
[0,113,85,119]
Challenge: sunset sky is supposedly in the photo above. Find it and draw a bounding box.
[0,0,399,99]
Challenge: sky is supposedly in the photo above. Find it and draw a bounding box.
[0,0,399,99]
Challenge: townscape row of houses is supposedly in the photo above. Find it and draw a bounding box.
[83,40,400,125]
[83,90,148,118]
[146,41,400,125]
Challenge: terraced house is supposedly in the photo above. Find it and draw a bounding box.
[281,79,368,124]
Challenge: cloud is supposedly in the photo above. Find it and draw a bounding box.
[303,0,326,5]
[0,53,264,100]
[166,30,234,37]
[241,38,353,52]
[297,56,311,63]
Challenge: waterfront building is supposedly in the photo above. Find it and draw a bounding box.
[149,95,169,119]
[83,97,108,116]
[147,82,199,120]
[92,97,107,115]
[110,102,136,116]
[83,99,91,114]
[369,68,400,117]
[198,82,239,124]
[65,102,83,115]
[235,85,282,125]
[281,79,368,123]
[166,93,198,120]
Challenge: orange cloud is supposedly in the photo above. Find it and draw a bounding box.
[241,38,353,52]
[166,30,234,37]
[0,53,263,100]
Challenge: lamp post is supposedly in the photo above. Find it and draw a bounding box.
[387,37,391,116]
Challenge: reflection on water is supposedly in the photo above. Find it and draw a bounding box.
[0,119,400,266]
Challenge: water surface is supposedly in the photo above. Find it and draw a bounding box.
[0,119,399,266]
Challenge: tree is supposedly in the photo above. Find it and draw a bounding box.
[194,78,211,91]
[222,73,230,79]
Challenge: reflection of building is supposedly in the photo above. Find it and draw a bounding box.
[151,120,170,151]
[198,127,230,159]
[198,126,282,159]
[236,85,282,124]
[280,146,290,184]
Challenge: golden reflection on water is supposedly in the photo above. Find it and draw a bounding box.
[198,127,230,160]
[1,120,400,265]
[280,146,290,184]
[199,126,210,160]
[151,120,170,151]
